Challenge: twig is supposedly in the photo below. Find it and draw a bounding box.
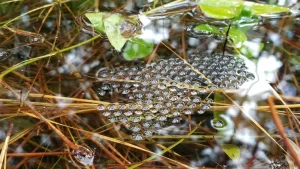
[267,96,300,168]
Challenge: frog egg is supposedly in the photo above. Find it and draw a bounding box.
[171,117,182,123]
[160,108,170,114]
[157,115,167,121]
[168,86,177,92]
[144,130,154,137]
[113,111,122,116]
[119,104,127,110]
[122,89,130,95]
[145,113,155,120]
[153,121,164,129]
[150,107,158,113]
[134,110,143,115]
[102,111,111,117]
[128,103,137,110]
[97,104,106,111]
[107,104,117,111]
[108,116,117,123]
[192,96,201,103]
[119,115,129,123]
[183,109,193,115]
[129,123,142,132]
[175,102,185,109]
[142,120,152,128]
[197,109,205,114]
[124,111,133,116]
[202,104,210,110]
[165,102,172,107]
[131,116,142,122]
[188,103,197,109]
[132,132,144,140]
[141,105,150,111]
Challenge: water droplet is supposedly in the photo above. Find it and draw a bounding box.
[72,146,94,166]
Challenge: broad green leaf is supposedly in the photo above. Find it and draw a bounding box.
[228,28,247,46]
[243,1,290,15]
[85,12,105,32]
[194,24,221,34]
[123,38,154,60]
[222,144,240,160]
[104,14,127,51]
[198,0,243,19]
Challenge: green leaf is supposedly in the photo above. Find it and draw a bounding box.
[194,24,221,34]
[243,1,290,15]
[85,12,105,32]
[222,144,240,160]
[228,28,247,46]
[123,38,154,60]
[198,0,243,19]
[104,14,127,51]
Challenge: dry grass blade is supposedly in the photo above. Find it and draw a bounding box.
[0,121,13,169]
[267,96,300,168]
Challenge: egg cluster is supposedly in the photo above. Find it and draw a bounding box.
[95,53,254,140]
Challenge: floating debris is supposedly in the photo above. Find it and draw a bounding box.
[94,53,254,140]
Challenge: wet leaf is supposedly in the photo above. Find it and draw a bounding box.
[222,144,240,160]
[123,37,154,60]
[198,0,243,19]
[85,12,105,32]
[85,12,127,51]
[243,1,290,15]
[104,14,127,51]
[228,28,247,46]
[194,24,221,34]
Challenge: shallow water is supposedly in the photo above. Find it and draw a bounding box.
[0,0,300,168]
